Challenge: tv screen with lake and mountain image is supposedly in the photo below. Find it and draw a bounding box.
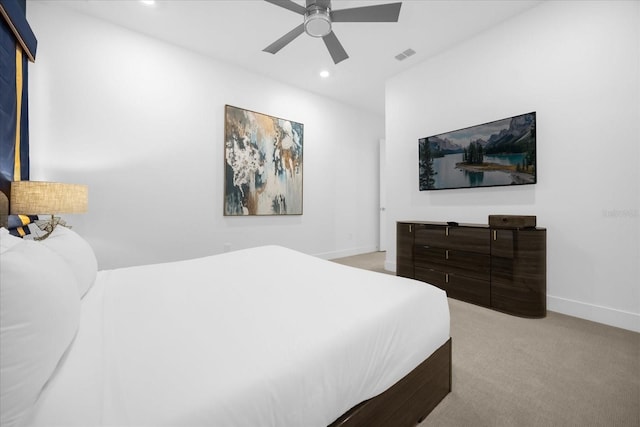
[419,112,536,191]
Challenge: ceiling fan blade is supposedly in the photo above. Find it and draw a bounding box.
[263,24,305,54]
[264,0,307,15]
[322,31,349,64]
[331,2,402,22]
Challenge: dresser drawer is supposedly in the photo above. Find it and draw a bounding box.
[414,267,446,290]
[415,267,490,307]
[414,246,490,281]
[414,225,490,254]
[448,274,491,307]
[396,222,415,278]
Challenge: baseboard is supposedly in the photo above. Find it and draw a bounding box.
[316,245,380,261]
[547,295,640,333]
[385,260,397,273]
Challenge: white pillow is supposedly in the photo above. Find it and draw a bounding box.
[39,226,98,298]
[0,239,81,427]
[0,227,23,253]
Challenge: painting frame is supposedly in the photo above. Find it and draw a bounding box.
[419,112,536,191]
[224,105,304,216]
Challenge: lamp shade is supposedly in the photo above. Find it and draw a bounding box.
[9,181,88,215]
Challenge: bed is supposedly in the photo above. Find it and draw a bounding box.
[0,212,451,427]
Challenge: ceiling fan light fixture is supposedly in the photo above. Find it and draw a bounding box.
[304,7,332,38]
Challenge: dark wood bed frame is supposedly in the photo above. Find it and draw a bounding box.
[330,338,452,427]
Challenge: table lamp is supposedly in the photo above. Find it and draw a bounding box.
[9,181,88,240]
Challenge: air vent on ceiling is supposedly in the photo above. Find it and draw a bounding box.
[395,48,416,61]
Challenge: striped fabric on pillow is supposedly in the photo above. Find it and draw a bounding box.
[7,214,37,237]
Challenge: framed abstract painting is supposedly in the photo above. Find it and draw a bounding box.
[224,105,303,215]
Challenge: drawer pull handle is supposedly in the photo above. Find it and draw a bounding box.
[445,273,449,283]
[446,250,449,260]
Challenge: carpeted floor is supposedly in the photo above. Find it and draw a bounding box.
[332,252,640,427]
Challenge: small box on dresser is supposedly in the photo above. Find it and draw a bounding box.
[488,215,537,229]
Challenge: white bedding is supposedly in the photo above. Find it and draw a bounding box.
[24,245,449,427]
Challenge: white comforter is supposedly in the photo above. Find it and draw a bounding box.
[25,246,449,427]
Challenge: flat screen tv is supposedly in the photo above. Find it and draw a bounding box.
[419,112,536,191]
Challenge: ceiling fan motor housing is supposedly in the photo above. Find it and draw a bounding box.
[304,6,331,37]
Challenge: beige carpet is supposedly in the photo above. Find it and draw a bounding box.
[332,252,640,427]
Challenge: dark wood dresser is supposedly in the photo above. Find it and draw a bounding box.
[397,221,546,318]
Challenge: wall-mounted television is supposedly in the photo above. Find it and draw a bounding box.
[419,112,536,191]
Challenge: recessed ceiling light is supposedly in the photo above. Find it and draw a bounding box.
[319,70,330,78]
[140,0,156,6]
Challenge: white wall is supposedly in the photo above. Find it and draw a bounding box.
[385,0,639,332]
[26,3,383,269]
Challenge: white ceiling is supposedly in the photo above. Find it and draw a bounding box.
[38,0,543,116]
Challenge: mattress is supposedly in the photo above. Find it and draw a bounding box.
[24,245,450,427]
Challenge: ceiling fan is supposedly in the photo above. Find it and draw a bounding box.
[263,0,402,64]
